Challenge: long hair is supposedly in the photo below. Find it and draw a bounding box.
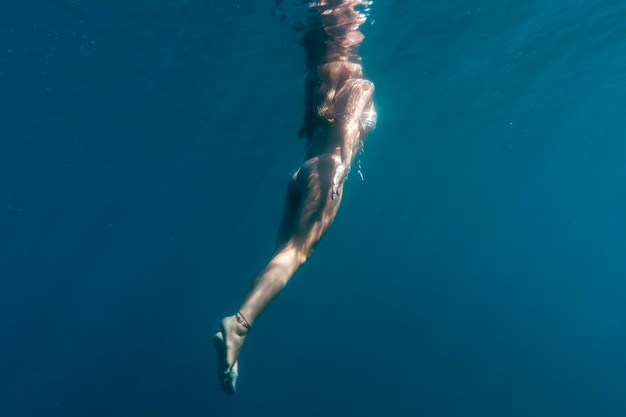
[298,1,370,140]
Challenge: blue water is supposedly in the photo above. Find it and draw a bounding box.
[2,1,626,416]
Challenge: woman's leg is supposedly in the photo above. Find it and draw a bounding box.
[214,153,346,394]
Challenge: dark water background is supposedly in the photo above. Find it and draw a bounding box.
[2,1,626,416]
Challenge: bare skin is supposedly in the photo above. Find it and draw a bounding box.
[214,1,375,395]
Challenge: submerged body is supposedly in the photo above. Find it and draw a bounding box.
[213,0,376,394]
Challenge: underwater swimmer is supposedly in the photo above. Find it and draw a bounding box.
[213,0,376,394]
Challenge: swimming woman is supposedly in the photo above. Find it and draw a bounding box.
[213,0,376,394]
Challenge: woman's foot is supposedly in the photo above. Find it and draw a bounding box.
[213,314,250,394]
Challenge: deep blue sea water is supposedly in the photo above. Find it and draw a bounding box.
[2,1,626,416]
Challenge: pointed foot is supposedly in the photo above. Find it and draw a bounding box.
[213,331,238,395]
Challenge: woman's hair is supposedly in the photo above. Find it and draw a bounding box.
[298,1,368,140]
[299,62,363,140]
